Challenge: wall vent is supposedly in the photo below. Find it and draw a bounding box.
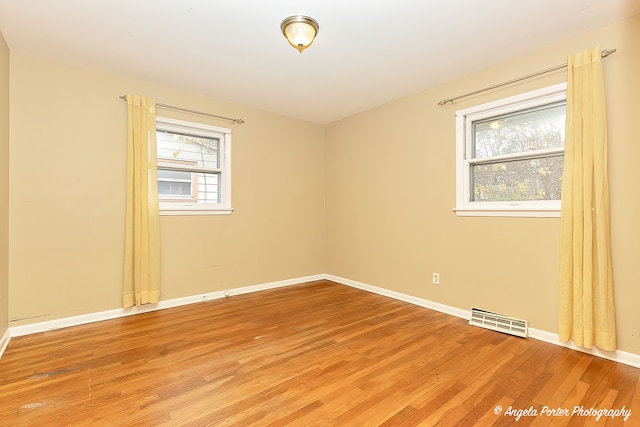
[469,308,528,338]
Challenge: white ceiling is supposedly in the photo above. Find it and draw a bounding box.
[0,1,638,124]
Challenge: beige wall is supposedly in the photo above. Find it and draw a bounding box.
[0,31,9,337]
[8,54,326,326]
[326,15,640,355]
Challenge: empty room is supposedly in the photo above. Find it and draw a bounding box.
[0,1,639,425]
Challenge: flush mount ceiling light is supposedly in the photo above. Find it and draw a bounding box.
[280,15,319,53]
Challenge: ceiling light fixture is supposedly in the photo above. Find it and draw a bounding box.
[280,15,319,53]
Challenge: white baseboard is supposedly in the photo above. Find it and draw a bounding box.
[0,326,10,360]
[6,273,639,369]
[527,328,640,369]
[228,275,325,296]
[327,274,640,369]
[9,274,325,338]
[325,274,470,320]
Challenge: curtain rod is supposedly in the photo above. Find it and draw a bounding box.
[119,95,245,124]
[437,48,616,106]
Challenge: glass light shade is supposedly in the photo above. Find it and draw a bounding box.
[281,15,319,53]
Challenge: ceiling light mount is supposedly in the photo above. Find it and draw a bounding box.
[281,15,319,53]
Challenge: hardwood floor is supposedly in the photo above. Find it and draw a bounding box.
[1,280,638,426]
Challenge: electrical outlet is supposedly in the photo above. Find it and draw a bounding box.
[432,272,440,285]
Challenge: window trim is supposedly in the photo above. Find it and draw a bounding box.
[156,116,233,216]
[454,83,567,218]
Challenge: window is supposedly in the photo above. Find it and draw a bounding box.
[455,83,566,217]
[156,117,232,215]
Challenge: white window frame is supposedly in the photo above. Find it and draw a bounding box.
[455,83,566,217]
[156,116,232,215]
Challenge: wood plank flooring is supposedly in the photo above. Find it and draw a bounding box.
[1,280,638,426]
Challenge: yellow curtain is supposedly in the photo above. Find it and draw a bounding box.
[123,95,161,307]
[558,47,616,351]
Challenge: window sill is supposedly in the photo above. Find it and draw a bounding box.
[453,207,560,218]
[160,209,234,216]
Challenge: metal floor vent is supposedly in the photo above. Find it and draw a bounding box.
[469,308,528,338]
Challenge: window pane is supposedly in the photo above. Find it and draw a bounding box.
[158,181,192,197]
[472,155,564,202]
[157,130,220,169]
[473,102,565,158]
[196,172,220,203]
